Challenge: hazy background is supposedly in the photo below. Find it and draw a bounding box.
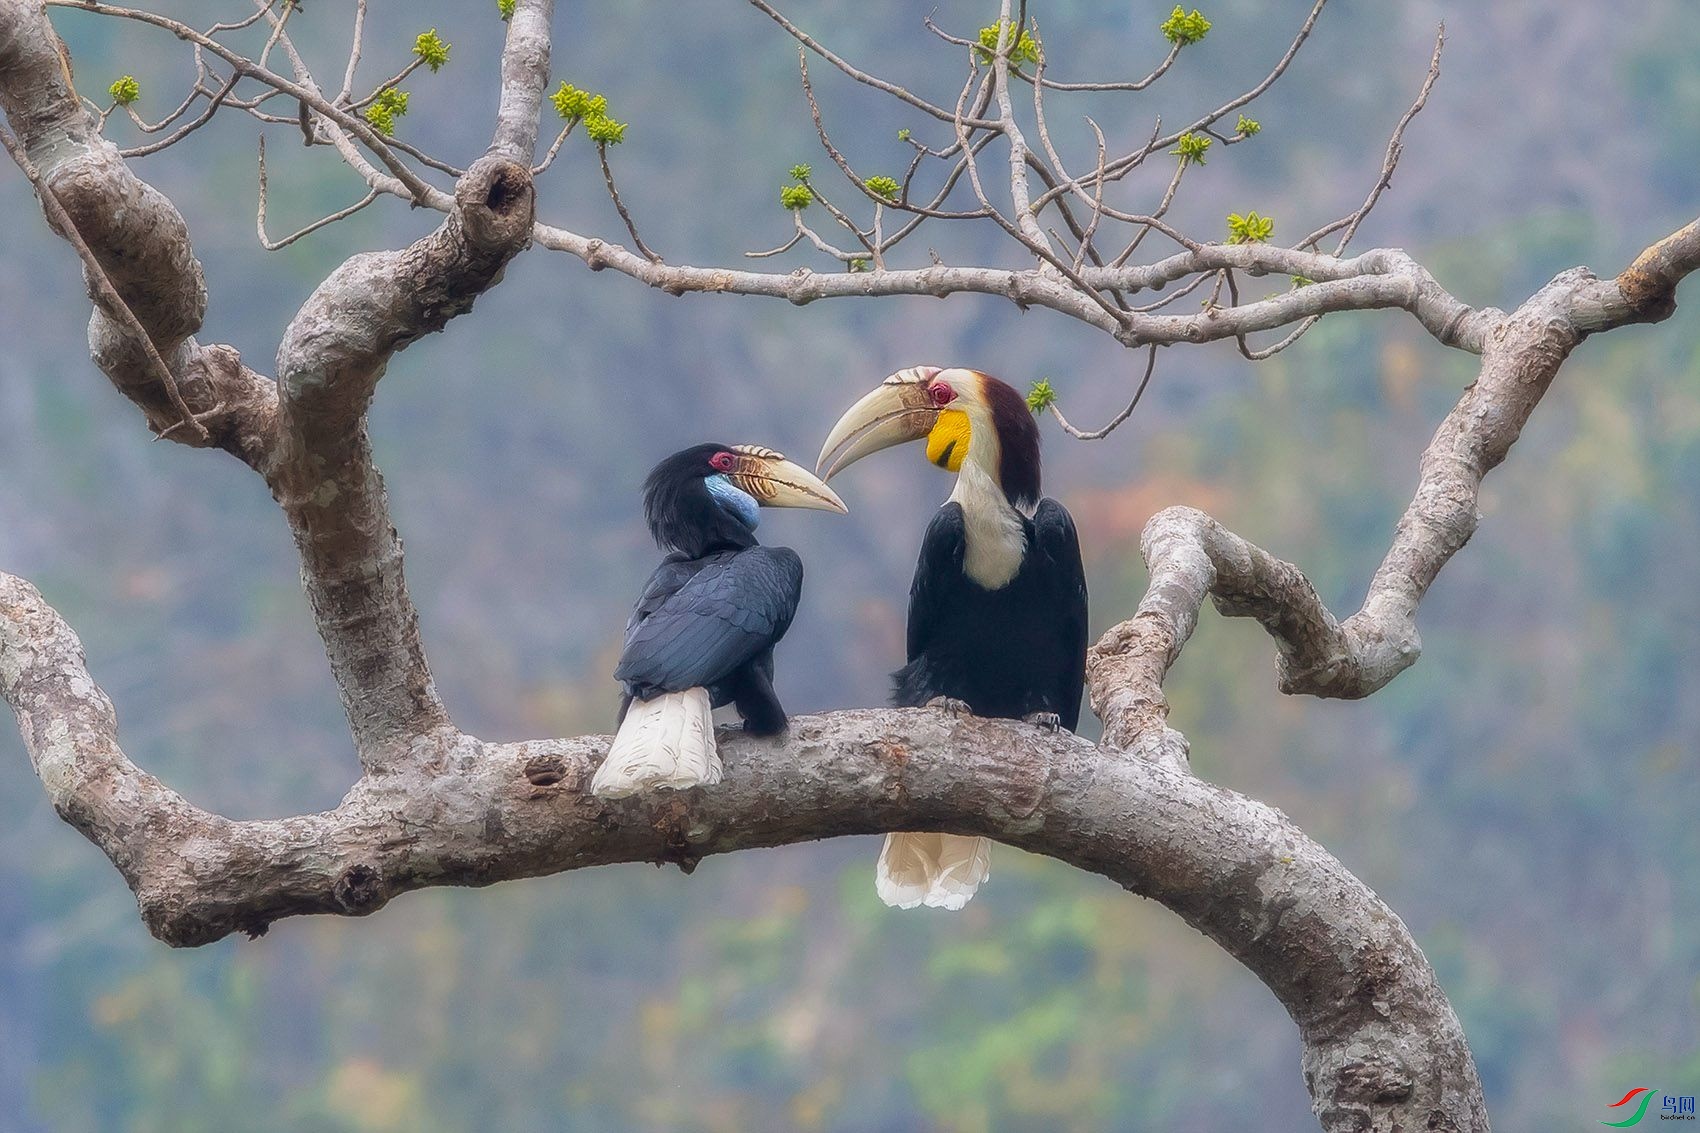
[2,2,1697,1129]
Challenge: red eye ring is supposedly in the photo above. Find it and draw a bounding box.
[709,451,737,472]
[929,383,956,407]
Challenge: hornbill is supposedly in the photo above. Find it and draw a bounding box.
[818,367,1088,909]
[592,443,846,799]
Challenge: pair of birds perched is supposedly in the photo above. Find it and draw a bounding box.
[594,367,1087,910]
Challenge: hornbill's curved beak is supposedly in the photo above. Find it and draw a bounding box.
[728,445,848,513]
[816,366,943,480]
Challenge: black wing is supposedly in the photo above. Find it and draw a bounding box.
[905,503,967,664]
[623,553,713,638]
[1032,497,1088,730]
[614,546,804,696]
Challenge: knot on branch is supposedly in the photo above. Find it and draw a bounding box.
[1609,219,1700,324]
[333,862,387,914]
[1615,263,1679,322]
[50,151,208,343]
[1337,1057,1415,1104]
[457,156,535,253]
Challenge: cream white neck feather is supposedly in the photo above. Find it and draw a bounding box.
[948,457,1029,590]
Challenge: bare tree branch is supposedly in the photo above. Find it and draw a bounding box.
[1298,24,1445,253]
[0,0,276,464]
[256,135,379,250]
[0,121,203,438]
[117,67,239,159]
[335,0,367,105]
[1049,344,1157,440]
[1088,236,1700,735]
[747,0,999,130]
[49,0,452,208]
[0,569,1487,1131]
[491,0,551,164]
[265,2,549,768]
[591,138,656,260]
[1029,0,1329,212]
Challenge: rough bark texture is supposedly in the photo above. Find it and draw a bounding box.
[0,570,1485,1131]
[4,1,1699,1130]
[0,0,275,463]
[267,153,537,766]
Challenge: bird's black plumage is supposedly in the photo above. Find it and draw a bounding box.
[893,497,1087,729]
[615,444,805,735]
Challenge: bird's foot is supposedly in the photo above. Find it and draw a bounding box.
[1023,711,1063,732]
[925,696,975,717]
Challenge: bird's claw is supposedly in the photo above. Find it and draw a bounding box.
[1023,711,1063,732]
[925,696,975,717]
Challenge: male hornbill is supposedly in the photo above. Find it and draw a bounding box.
[819,367,1088,909]
[592,443,846,799]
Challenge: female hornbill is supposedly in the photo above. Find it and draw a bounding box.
[818,367,1088,909]
[592,443,846,799]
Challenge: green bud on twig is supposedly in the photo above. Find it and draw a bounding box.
[413,29,450,72]
[1160,7,1211,46]
[109,75,140,106]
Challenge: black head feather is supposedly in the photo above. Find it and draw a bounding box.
[642,443,760,556]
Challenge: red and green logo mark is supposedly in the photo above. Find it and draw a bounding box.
[1602,1088,1659,1127]
[1601,1088,1698,1125]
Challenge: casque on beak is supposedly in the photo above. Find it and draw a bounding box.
[816,366,944,480]
[727,445,848,513]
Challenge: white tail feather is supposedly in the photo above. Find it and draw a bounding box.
[875,832,992,910]
[592,687,719,798]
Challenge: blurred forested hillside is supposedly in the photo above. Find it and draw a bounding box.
[2,2,1697,1130]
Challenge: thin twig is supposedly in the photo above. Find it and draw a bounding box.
[927,12,1182,94]
[798,52,982,222]
[256,0,294,70]
[1224,269,1322,359]
[801,180,876,257]
[1240,316,1319,359]
[1049,345,1158,440]
[1074,119,1107,271]
[1130,271,1211,313]
[348,58,426,111]
[1110,138,1185,267]
[1298,24,1445,253]
[121,69,240,159]
[599,144,662,264]
[207,1,275,33]
[744,228,805,259]
[0,123,205,440]
[1021,42,1181,92]
[49,0,448,208]
[337,0,369,105]
[750,0,998,129]
[256,135,380,250]
[154,400,226,441]
[117,48,209,134]
[1031,0,1328,211]
[531,122,575,175]
[793,214,864,262]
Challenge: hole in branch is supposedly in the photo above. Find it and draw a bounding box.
[333,863,384,913]
[485,167,528,214]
